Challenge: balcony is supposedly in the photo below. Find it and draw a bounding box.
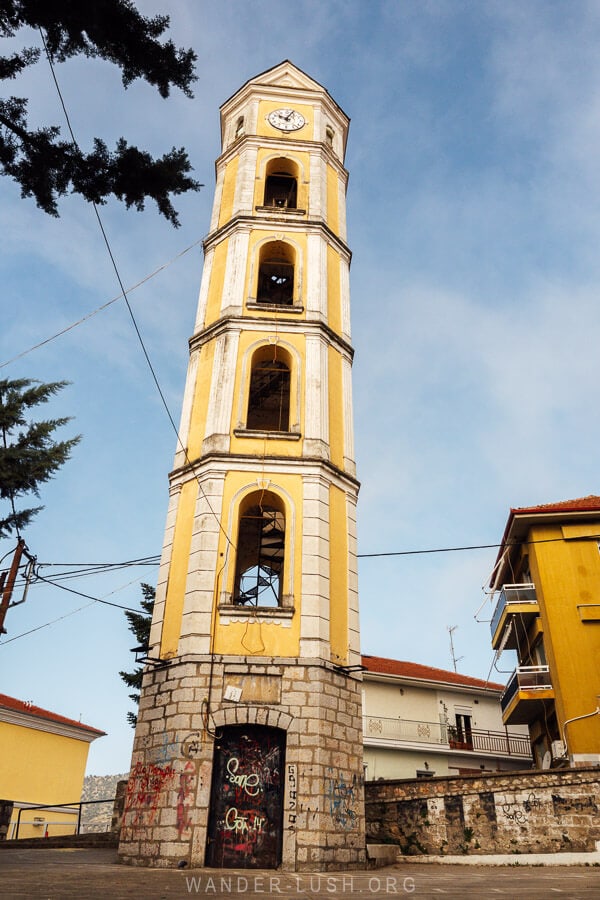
[490,583,539,650]
[500,665,554,725]
[362,716,531,758]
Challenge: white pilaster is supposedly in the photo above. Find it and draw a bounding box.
[303,334,329,459]
[178,473,226,654]
[194,247,214,333]
[209,166,225,233]
[342,352,356,476]
[340,256,352,342]
[203,329,240,453]
[299,474,331,657]
[221,229,250,315]
[233,146,258,217]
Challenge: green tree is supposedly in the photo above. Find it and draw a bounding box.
[0,377,80,537]
[0,0,200,226]
[119,582,154,728]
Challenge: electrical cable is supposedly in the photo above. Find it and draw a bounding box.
[0,575,147,645]
[357,533,600,559]
[0,239,203,370]
[33,570,140,612]
[0,600,97,645]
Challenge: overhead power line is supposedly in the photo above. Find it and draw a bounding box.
[0,240,202,370]
[357,533,599,559]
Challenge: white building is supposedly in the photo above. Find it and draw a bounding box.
[362,655,532,780]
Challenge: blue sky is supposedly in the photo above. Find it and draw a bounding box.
[2,1,600,775]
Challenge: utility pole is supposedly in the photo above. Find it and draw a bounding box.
[0,538,26,635]
[448,625,464,673]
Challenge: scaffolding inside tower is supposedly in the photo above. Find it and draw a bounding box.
[233,506,285,606]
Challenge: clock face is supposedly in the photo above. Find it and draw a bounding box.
[268,108,306,132]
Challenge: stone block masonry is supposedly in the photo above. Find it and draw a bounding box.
[118,655,366,871]
[365,767,600,856]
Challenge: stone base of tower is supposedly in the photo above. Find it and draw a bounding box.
[118,655,366,871]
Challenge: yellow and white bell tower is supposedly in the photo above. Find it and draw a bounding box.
[119,61,365,872]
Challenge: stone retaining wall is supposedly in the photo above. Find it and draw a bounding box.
[365,767,600,856]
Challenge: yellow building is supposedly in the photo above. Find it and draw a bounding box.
[490,496,600,769]
[120,62,365,871]
[0,693,104,840]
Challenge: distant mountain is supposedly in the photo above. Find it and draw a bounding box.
[80,773,128,832]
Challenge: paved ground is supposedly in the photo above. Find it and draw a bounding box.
[1,847,600,899]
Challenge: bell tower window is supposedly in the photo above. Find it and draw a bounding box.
[263,158,298,209]
[233,494,286,607]
[264,174,297,208]
[247,350,290,432]
[257,241,294,306]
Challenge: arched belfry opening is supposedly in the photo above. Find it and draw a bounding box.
[263,157,298,209]
[257,241,294,306]
[246,346,291,432]
[233,490,286,607]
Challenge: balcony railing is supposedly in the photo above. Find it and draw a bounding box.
[500,665,552,714]
[490,583,537,638]
[362,716,531,757]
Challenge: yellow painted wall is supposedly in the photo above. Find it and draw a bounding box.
[218,157,239,228]
[203,239,229,328]
[329,485,349,665]
[186,342,216,461]
[529,522,600,755]
[0,720,91,839]
[211,470,303,658]
[159,480,198,659]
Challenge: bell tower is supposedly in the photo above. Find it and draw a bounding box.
[119,61,365,872]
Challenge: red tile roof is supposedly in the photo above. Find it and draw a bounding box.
[511,495,600,516]
[493,495,600,582]
[361,654,504,691]
[0,693,105,736]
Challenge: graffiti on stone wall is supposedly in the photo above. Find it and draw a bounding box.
[182,731,203,759]
[325,768,361,830]
[177,761,196,837]
[500,791,542,825]
[149,731,179,763]
[123,760,176,828]
[286,764,297,830]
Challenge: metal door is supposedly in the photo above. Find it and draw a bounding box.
[206,725,285,868]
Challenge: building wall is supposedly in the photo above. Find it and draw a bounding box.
[528,521,600,761]
[365,767,600,856]
[0,720,92,839]
[362,676,531,781]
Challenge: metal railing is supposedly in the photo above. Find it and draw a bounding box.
[490,583,537,637]
[501,665,552,713]
[11,798,114,841]
[363,716,531,757]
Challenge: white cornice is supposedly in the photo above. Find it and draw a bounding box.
[0,707,104,744]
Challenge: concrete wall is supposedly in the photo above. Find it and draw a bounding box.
[365,767,600,856]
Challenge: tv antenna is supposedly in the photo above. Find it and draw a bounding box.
[448,625,464,672]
